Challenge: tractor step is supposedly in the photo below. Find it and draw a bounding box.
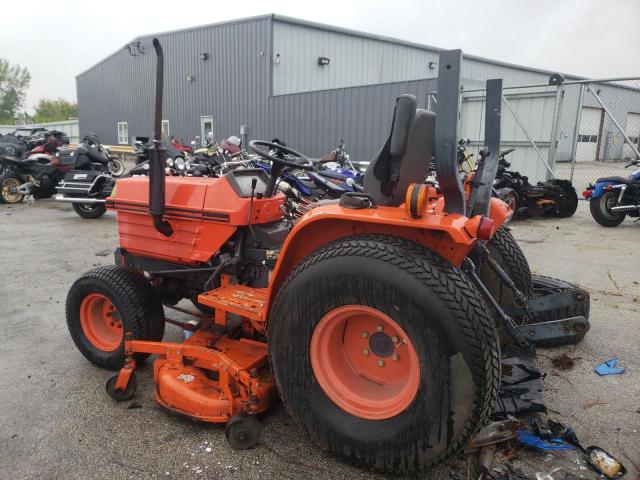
[198,285,267,321]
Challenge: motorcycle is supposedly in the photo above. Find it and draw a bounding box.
[0,155,67,203]
[55,137,185,219]
[57,133,125,176]
[493,149,578,219]
[583,159,640,227]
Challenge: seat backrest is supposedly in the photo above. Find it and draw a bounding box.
[364,95,435,206]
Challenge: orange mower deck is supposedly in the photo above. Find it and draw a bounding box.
[110,283,275,428]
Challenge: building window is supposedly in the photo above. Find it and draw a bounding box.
[161,120,170,137]
[117,122,128,144]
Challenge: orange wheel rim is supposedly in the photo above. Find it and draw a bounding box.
[79,293,123,351]
[310,305,420,420]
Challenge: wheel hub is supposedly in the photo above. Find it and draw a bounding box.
[368,332,394,357]
[79,293,123,351]
[310,305,420,420]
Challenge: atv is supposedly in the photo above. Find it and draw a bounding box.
[64,43,589,474]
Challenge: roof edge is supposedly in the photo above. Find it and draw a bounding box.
[76,14,274,79]
[77,13,588,82]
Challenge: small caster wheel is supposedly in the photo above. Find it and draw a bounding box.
[225,414,261,450]
[106,372,137,402]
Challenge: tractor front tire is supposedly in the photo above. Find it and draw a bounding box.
[479,226,533,325]
[66,266,165,370]
[268,235,500,474]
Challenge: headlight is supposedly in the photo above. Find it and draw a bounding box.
[143,162,149,170]
[175,157,186,170]
[166,158,174,167]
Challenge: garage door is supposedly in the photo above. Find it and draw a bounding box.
[575,107,603,162]
[622,112,640,160]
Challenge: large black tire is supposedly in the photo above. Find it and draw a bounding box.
[268,235,500,474]
[72,202,107,219]
[551,180,578,218]
[528,275,590,347]
[590,192,626,227]
[0,173,24,204]
[479,227,534,325]
[66,266,165,370]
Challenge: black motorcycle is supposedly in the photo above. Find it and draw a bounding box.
[55,137,182,219]
[493,149,578,219]
[0,156,66,203]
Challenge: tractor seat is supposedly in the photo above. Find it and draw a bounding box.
[595,176,635,184]
[363,95,435,206]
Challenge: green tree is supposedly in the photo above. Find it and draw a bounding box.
[0,59,31,123]
[33,98,78,123]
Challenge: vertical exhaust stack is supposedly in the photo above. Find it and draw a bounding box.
[149,38,173,237]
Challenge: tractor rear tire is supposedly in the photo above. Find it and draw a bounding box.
[480,226,534,325]
[66,266,165,370]
[268,235,500,474]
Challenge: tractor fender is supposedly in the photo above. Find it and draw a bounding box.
[266,203,481,312]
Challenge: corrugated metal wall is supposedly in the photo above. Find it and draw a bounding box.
[271,21,438,95]
[76,16,435,163]
[76,15,640,170]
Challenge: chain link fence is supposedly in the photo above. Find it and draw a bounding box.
[430,77,640,191]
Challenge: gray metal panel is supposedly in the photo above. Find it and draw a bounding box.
[78,17,273,146]
[272,20,439,95]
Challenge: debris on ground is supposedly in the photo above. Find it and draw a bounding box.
[94,249,111,256]
[551,353,578,371]
[594,358,626,376]
[496,346,546,416]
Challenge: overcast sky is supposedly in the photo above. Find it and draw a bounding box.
[2,0,639,113]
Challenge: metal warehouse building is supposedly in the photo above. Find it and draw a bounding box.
[77,14,640,183]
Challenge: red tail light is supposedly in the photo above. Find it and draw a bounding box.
[477,216,494,241]
[582,189,592,198]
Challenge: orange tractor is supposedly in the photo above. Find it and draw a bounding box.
[66,41,589,473]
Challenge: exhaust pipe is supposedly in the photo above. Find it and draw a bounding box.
[610,204,639,212]
[148,38,173,237]
[55,195,105,204]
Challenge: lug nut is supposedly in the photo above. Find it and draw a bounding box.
[392,354,399,361]
[361,331,369,339]
[377,360,385,367]
[376,325,383,332]
[391,336,399,343]
[362,348,369,356]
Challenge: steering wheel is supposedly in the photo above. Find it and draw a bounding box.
[249,140,314,170]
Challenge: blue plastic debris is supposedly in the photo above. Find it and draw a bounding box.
[517,429,575,451]
[594,358,626,376]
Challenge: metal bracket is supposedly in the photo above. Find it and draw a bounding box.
[516,316,589,344]
[468,78,503,218]
[435,50,466,215]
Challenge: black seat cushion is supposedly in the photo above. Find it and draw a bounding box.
[596,176,633,184]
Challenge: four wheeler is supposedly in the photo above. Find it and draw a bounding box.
[493,149,578,219]
[64,43,590,474]
[583,159,640,227]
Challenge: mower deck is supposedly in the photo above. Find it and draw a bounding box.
[110,285,276,436]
